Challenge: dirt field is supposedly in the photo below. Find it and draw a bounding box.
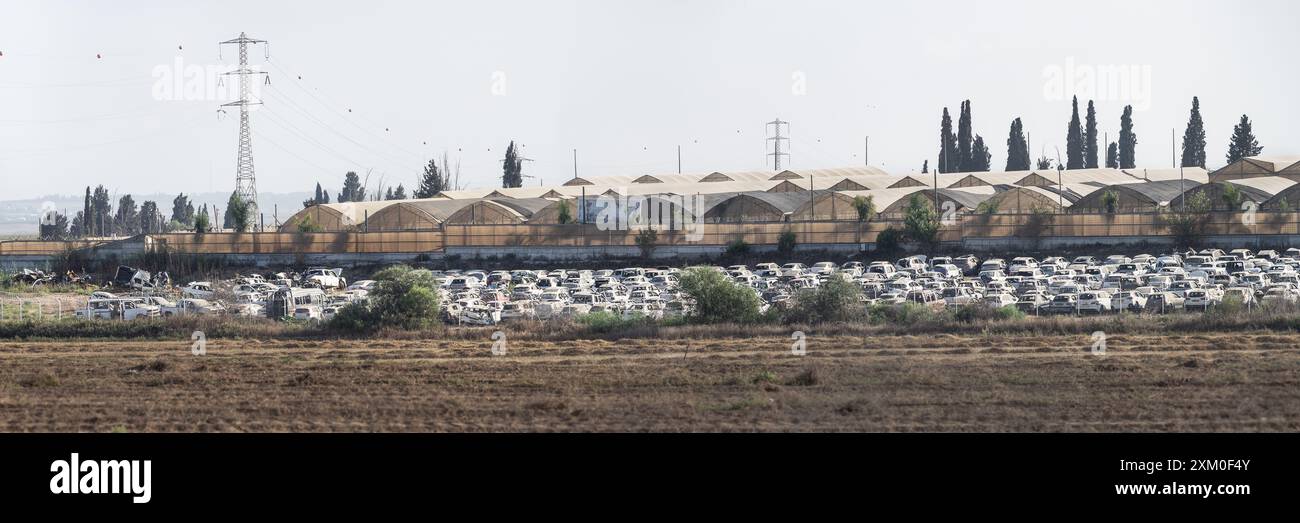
[1,332,1298,432]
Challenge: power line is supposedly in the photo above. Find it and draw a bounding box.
[218,31,269,221]
[264,58,427,162]
[259,87,419,173]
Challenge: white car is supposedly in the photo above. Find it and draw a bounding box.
[980,293,1018,308]
[303,268,346,289]
[1076,291,1112,313]
[346,280,377,292]
[1109,291,1147,312]
[293,306,323,321]
[181,282,215,299]
[501,301,537,322]
[1184,288,1223,311]
[162,299,226,317]
[77,298,161,321]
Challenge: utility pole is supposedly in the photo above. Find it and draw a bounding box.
[766,118,790,171]
[677,145,682,174]
[865,136,869,166]
[219,32,269,222]
[572,149,578,181]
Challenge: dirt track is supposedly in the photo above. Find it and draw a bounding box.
[1,332,1298,432]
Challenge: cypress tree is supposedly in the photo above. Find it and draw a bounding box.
[970,135,991,171]
[1005,118,1030,171]
[1084,100,1099,168]
[1225,114,1263,164]
[1106,142,1119,169]
[83,187,92,237]
[1118,105,1137,169]
[957,100,973,171]
[1180,97,1207,168]
[1066,96,1084,169]
[937,108,958,173]
[502,141,523,188]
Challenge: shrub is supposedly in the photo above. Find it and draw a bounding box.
[875,227,903,253]
[328,265,440,331]
[678,266,763,324]
[952,304,1025,323]
[777,230,797,256]
[725,238,750,257]
[852,195,875,222]
[577,310,653,333]
[1101,189,1120,214]
[635,228,658,258]
[784,276,864,324]
[903,193,939,245]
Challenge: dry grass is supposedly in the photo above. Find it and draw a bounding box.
[0,331,1297,432]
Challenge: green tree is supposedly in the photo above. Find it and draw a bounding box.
[1065,96,1084,169]
[970,135,991,171]
[194,205,211,236]
[678,267,763,324]
[70,211,85,238]
[1106,142,1119,168]
[224,192,251,232]
[1084,100,1099,168]
[1036,156,1054,170]
[303,183,330,208]
[1180,97,1207,168]
[635,228,657,258]
[392,184,406,200]
[415,159,447,198]
[82,187,92,237]
[114,194,139,236]
[1119,105,1137,169]
[91,186,111,236]
[903,193,940,245]
[1220,183,1244,210]
[1101,190,1120,214]
[937,108,958,173]
[852,195,876,222]
[417,159,442,197]
[338,171,365,202]
[502,141,523,188]
[957,100,973,171]
[557,200,573,224]
[1165,191,1212,248]
[172,193,194,226]
[139,200,161,234]
[777,229,797,256]
[332,265,441,331]
[1225,114,1263,164]
[39,212,69,240]
[784,275,864,324]
[921,160,929,174]
[1005,118,1030,171]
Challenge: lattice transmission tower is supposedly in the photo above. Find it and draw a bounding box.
[219,32,269,224]
[766,118,790,171]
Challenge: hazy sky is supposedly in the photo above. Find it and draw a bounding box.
[2,0,1297,202]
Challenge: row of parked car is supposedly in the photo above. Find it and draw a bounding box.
[67,246,1300,323]
[75,267,360,321]
[838,247,1300,315]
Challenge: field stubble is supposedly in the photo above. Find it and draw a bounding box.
[1,331,1297,432]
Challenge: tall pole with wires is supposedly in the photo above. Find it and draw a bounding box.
[766,118,789,171]
[220,32,269,226]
